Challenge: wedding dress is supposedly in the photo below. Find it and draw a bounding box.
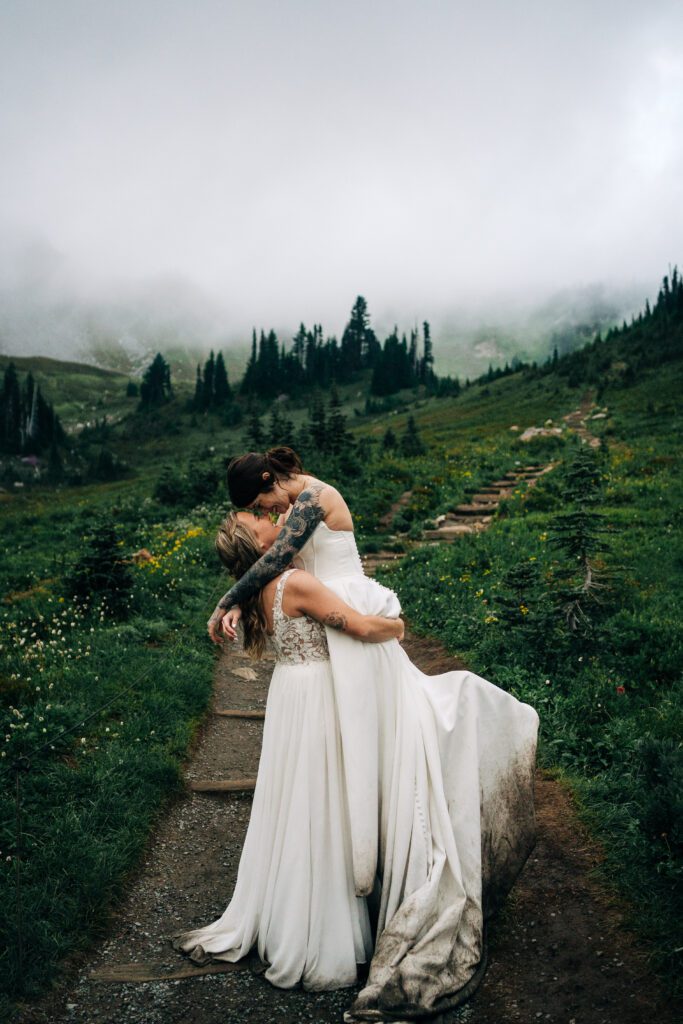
[173,523,539,1018]
[170,568,373,990]
[291,522,539,1021]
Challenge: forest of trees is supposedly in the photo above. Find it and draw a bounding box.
[0,364,65,456]
[238,297,449,398]
[190,350,232,411]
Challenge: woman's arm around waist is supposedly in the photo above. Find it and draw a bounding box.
[284,570,404,644]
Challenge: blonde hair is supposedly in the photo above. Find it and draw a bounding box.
[215,511,269,659]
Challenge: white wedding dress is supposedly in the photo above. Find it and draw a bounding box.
[172,524,539,1020]
[171,567,373,990]
[292,523,539,1021]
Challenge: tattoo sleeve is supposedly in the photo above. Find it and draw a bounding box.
[216,485,326,610]
[323,611,348,632]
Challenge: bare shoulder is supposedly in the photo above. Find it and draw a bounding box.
[303,478,352,528]
[283,568,318,597]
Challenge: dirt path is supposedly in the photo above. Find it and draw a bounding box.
[17,627,675,1024]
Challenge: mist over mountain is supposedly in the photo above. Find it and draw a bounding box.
[0,231,649,382]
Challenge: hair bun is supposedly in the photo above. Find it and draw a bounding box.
[265,447,303,475]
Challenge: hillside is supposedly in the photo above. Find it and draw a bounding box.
[0,277,681,1019]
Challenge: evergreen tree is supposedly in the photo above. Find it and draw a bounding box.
[66,515,134,619]
[382,427,397,450]
[213,351,232,405]
[400,415,426,456]
[139,353,172,408]
[341,296,380,374]
[203,351,215,408]
[241,330,258,394]
[46,441,64,483]
[1,362,22,453]
[245,406,265,449]
[327,385,351,455]
[268,404,284,446]
[192,364,203,410]
[309,392,329,452]
[126,380,139,398]
[417,321,436,387]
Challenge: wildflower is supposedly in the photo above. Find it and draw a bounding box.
[519,604,529,615]
[615,685,625,695]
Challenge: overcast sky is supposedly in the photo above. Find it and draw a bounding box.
[1,0,682,338]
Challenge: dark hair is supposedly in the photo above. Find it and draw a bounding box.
[227,446,304,507]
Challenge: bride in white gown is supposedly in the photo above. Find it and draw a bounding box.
[172,511,404,990]
[198,448,539,1020]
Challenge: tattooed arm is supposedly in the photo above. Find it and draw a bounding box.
[284,570,404,644]
[207,485,327,641]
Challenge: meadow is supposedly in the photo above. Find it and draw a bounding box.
[0,336,681,1017]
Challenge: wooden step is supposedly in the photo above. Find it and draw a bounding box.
[424,525,475,539]
[214,709,265,720]
[90,960,250,983]
[469,495,501,505]
[489,480,516,488]
[189,778,257,793]
[451,504,498,516]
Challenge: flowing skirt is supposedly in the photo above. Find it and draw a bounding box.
[170,657,373,991]
[315,575,539,1021]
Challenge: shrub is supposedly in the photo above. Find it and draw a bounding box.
[65,516,135,619]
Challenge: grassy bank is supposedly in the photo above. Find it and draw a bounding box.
[0,486,225,1019]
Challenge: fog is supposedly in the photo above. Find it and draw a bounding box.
[1,0,681,366]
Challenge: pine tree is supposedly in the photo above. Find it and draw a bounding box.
[203,351,215,407]
[400,415,426,457]
[382,427,397,450]
[241,330,258,394]
[309,392,329,452]
[192,364,203,410]
[139,353,172,408]
[1,362,22,453]
[420,321,435,386]
[245,407,265,449]
[66,515,134,618]
[341,296,380,374]
[46,441,64,483]
[213,351,232,405]
[268,404,284,446]
[327,385,351,455]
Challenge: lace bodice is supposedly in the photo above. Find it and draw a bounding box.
[268,569,330,665]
